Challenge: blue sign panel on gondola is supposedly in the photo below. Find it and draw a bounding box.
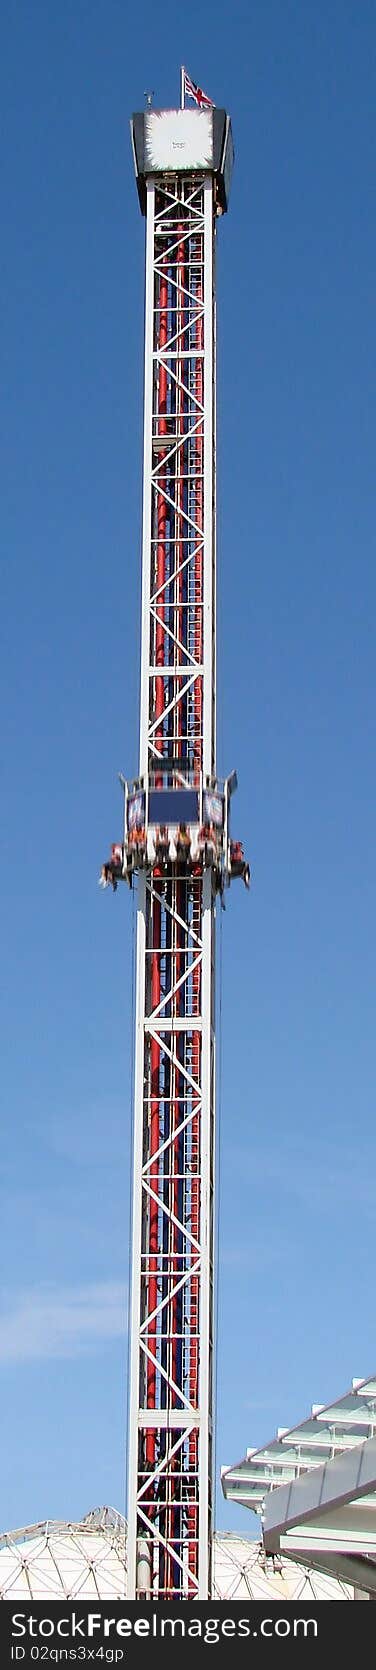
[203,791,224,828]
[148,789,199,826]
[127,791,146,831]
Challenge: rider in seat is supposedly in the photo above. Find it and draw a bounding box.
[229,840,250,888]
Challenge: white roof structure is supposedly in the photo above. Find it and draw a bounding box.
[0,1509,127,1602]
[222,1373,376,1596]
[0,1509,352,1601]
[211,1534,352,1601]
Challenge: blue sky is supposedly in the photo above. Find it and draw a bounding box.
[1,0,376,1542]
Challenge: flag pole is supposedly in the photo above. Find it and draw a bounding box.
[180,66,185,109]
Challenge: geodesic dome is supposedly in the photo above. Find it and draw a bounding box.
[211,1532,352,1600]
[0,1509,352,1600]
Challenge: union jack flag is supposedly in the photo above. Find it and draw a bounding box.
[183,70,214,109]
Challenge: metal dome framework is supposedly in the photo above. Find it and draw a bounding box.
[0,1510,352,1602]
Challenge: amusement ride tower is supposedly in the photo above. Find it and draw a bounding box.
[101,81,249,1601]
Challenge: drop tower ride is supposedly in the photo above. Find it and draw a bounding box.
[101,87,249,1600]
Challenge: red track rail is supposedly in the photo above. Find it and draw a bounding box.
[146,264,168,1476]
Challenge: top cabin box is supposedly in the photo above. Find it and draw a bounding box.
[131,108,234,215]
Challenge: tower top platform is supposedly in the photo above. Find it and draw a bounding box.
[130,107,234,215]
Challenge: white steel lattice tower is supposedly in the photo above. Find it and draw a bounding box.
[101,94,249,1600]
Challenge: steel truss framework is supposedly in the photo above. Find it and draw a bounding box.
[127,171,217,1601]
